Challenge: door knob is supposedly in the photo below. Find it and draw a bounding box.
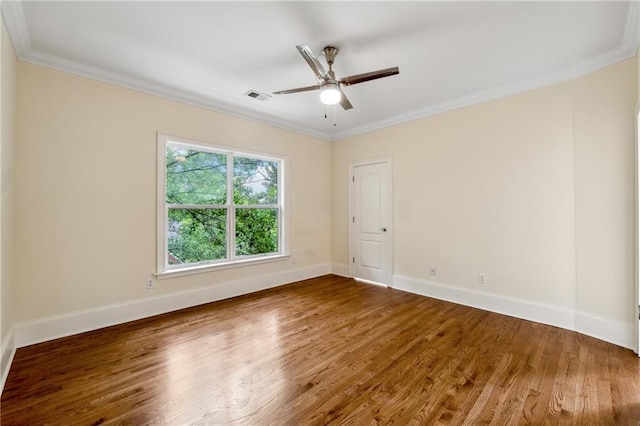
[381,227,387,232]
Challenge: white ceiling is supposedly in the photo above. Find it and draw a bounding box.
[3,1,639,141]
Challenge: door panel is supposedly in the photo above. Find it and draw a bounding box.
[352,161,391,285]
[360,174,382,233]
[360,240,382,269]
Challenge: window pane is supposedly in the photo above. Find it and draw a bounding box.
[166,144,227,205]
[235,208,278,256]
[233,157,278,205]
[168,208,227,265]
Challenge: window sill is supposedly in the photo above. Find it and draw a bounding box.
[155,254,291,280]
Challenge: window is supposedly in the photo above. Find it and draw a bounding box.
[157,134,286,276]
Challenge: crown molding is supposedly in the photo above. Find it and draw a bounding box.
[622,0,640,56]
[1,1,333,142]
[3,0,640,143]
[334,3,640,142]
[23,49,333,142]
[1,0,30,57]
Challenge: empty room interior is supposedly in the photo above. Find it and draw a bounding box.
[1,1,640,424]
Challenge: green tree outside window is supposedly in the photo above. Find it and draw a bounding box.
[165,142,280,267]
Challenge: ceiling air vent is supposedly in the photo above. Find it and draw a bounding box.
[244,90,271,101]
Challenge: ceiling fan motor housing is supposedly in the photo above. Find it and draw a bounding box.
[323,46,338,66]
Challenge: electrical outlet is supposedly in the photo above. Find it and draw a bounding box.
[478,273,486,285]
[146,278,155,289]
[429,266,436,276]
[291,256,296,264]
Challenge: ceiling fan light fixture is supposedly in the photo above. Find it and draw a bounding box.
[320,83,341,105]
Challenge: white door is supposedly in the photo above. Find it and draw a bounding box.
[351,160,391,285]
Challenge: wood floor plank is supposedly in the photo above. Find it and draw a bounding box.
[2,275,639,425]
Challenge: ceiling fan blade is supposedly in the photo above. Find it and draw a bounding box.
[296,45,328,81]
[273,84,320,95]
[340,67,399,87]
[338,87,353,110]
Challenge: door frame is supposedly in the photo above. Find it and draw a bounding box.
[349,157,393,286]
[633,103,640,356]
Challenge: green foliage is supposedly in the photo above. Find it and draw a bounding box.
[167,209,226,264]
[166,145,227,205]
[165,144,279,265]
[233,156,278,205]
[235,208,278,256]
[233,156,279,256]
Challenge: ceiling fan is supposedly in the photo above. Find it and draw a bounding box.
[273,45,399,110]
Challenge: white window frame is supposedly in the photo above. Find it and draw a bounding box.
[156,133,289,279]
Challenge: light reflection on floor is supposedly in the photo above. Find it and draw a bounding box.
[162,310,285,424]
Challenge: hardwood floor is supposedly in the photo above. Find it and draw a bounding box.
[2,275,639,425]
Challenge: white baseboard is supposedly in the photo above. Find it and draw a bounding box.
[331,263,351,277]
[10,266,634,358]
[574,310,635,350]
[1,327,16,393]
[15,263,331,348]
[392,274,635,350]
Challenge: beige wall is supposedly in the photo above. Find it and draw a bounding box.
[1,21,17,353]
[573,60,636,320]
[6,43,638,341]
[333,58,636,325]
[13,62,331,322]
